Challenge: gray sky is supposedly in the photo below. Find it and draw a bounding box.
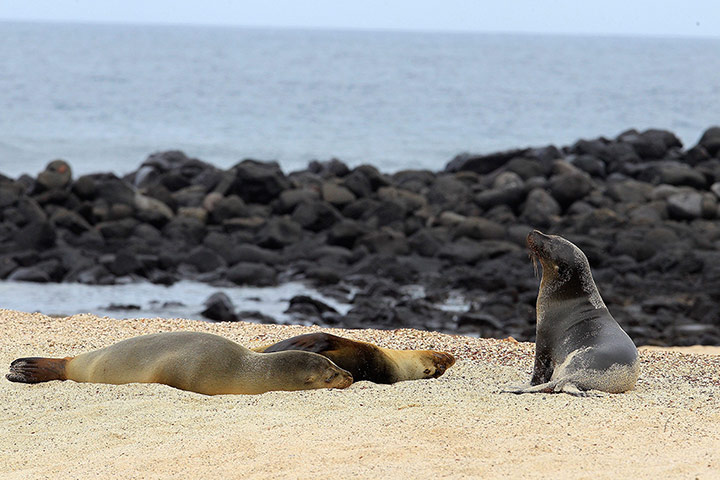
[0,0,718,38]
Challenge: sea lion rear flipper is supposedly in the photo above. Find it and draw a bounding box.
[6,357,69,383]
[501,381,553,394]
[261,332,345,354]
[502,377,600,397]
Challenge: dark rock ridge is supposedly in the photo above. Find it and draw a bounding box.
[2,128,720,346]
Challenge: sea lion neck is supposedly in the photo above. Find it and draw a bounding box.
[538,264,590,300]
[536,295,606,330]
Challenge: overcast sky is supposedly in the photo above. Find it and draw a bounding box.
[0,0,718,38]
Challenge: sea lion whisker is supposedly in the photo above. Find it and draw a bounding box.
[529,252,539,278]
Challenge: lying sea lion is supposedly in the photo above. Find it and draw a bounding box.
[255,332,455,384]
[504,230,639,395]
[6,331,353,395]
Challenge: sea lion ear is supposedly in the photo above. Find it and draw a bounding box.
[304,374,318,384]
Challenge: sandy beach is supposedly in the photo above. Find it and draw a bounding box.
[1,308,718,479]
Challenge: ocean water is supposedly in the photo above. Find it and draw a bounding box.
[0,279,351,322]
[1,22,719,179]
[0,280,470,326]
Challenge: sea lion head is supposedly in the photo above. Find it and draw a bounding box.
[387,349,456,381]
[412,351,456,379]
[527,230,604,307]
[426,351,456,378]
[282,351,354,390]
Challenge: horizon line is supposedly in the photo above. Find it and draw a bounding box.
[1,17,718,41]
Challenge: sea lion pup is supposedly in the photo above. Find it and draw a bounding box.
[255,332,455,384]
[504,230,639,396]
[6,331,353,395]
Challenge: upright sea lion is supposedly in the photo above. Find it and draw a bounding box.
[504,230,639,395]
[255,332,455,384]
[6,331,353,395]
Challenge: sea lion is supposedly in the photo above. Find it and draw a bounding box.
[504,230,639,396]
[6,331,353,395]
[255,332,455,384]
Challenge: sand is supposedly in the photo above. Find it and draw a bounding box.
[1,308,718,479]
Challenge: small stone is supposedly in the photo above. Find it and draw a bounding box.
[666,192,703,220]
[321,182,356,206]
[201,292,238,322]
[227,262,276,286]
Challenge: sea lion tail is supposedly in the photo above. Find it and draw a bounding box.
[6,357,69,383]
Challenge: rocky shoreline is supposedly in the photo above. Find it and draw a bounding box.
[2,127,720,346]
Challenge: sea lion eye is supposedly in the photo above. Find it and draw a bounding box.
[424,369,431,375]
[325,372,338,383]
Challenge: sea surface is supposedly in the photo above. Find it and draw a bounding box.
[1,22,719,179]
[1,21,719,321]
[0,280,352,323]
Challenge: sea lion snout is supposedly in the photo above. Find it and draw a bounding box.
[323,365,353,389]
[431,352,456,378]
[332,369,354,389]
[526,230,551,253]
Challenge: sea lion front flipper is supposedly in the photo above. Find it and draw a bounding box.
[6,357,69,383]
